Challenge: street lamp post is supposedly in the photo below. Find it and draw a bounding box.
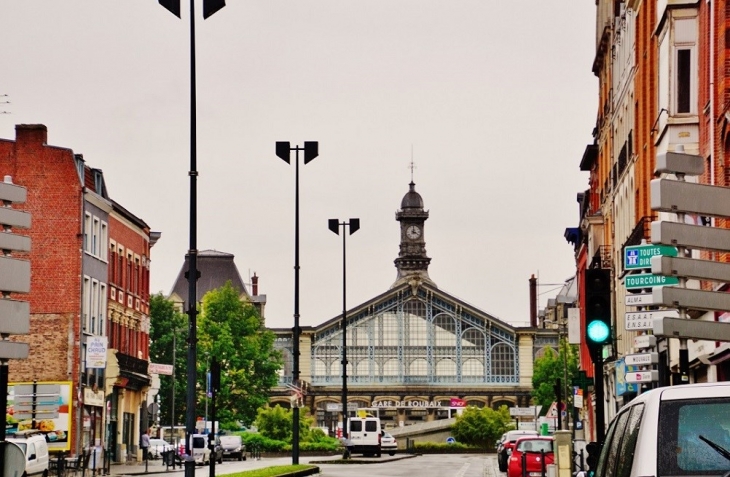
[328,218,359,442]
[156,3,226,477]
[274,141,319,465]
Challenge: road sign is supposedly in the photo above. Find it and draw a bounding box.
[653,317,730,342]
[0,299,30,335]
[625,293,657,306]
[624,273,679,290]
[653,286,730,313]
[655,151,704,176]
[149,363,174,375]
[652,221,730,253]
[634,335,657,349]
[625,352,659,366]
[652,178,730,218]
[625,370,659,383]
[0,341,28,360]
[651,255,730,282]
[509,406,536,417]
[624,244,677,270]
[625,310,678,331]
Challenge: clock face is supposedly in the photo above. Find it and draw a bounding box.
[406,225,421,240]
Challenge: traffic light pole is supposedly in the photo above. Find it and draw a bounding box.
[593,352,605,445]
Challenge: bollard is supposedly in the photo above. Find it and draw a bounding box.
[522,451,527,477]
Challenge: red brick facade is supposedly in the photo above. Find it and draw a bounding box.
[0,124,82,383]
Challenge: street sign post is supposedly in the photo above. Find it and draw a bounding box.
[624,274,679,290]
[625,293,658,306]
[653,317,730,342]
[625,310,679,331]
[625,353,659,366]
[624,244,677,270]
[625,370,659,383]
[634,335,657,349]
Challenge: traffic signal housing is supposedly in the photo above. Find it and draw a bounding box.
[584,268,612,357]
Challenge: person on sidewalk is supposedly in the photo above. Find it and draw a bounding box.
[140,428,151,462]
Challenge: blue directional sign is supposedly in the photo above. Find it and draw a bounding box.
[624,244,677,270]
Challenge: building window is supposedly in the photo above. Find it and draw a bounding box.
[676,49,691,113]
[82,276,91,333]
[84,213,92,253]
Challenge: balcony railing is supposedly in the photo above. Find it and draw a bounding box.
[117,352,148,376]
[590,245,612,269]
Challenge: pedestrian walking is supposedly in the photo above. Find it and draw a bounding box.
[140,428,151,462]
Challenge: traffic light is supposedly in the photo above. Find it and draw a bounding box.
[585,441,601,475]
[584,268,612,354]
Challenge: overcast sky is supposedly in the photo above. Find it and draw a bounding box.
[1,1,596,329]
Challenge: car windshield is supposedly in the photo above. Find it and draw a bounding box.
[517,439,552,453]
[658,397,730,474]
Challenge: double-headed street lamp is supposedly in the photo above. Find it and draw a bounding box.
[274,141,318,465]
[328,218,359,439]
[157,3,225,477]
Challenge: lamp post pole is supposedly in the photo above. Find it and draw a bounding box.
[328,218,359,442]
[275,141,319,465]
[156,3,225,477]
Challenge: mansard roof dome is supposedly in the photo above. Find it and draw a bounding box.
[401,181,424,209]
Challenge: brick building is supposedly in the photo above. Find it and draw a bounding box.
[0,124,158,461]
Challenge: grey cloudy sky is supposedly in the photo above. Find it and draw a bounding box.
[1,1,596,329]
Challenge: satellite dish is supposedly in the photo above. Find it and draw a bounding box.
[2,441,26,477]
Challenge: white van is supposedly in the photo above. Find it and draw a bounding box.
[188,434,211,465]
[346,416,382,457]
[593,381,730,477]
[7,430,50,477]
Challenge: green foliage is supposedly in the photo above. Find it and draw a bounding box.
[253,404,315,443]
[149,293,188,427]
[450,405,513,447]
[241,432,287,452]
[531,339,580,412]
[197,282,283,426]
[224,465,316,477]
[414,441,480,453]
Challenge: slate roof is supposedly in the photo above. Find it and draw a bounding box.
[169,250,249,306]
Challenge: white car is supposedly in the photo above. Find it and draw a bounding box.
[594,381,730,477]
[380,431,397,456]
[148,438,174,460]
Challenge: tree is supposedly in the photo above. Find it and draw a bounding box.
[197,281,282,426]
[254,404,313,443]
[149,293,188,428]
[450,405,512,447]
[531,338,580,413]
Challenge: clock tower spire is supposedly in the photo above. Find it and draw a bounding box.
[393,181,435,288]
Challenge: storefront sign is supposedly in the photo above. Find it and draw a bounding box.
[449,398,466,408]
[83,388,105,407]
[85,336,107,369]
[371,400,444,408]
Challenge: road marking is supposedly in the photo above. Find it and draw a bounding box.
[454,463,470,477]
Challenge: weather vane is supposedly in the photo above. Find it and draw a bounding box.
[409,145,416,182]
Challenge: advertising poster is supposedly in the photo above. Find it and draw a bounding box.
[6,381,73,451]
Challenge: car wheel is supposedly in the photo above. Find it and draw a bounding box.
[242,455,246,461]
[389,452,395,456]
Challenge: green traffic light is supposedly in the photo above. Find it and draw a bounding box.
[586,320,610,344]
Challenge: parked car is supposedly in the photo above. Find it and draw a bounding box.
[6,430,50,477]
[497,430,539,472]
[219,435,246,461]
[507,436,554,477]
[380,431,397,456]
[593,381,730,477]
[148,438,174,460]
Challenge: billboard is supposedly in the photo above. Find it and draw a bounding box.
[7,381,73,451]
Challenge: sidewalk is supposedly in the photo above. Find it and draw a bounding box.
[106,455,331,476]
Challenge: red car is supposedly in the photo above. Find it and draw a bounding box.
[507,436,554,477]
